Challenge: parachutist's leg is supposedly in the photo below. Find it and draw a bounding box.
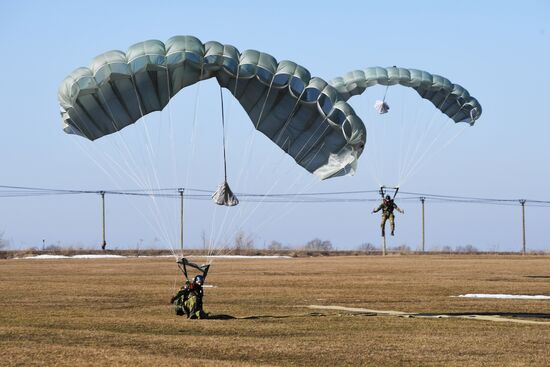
[381,215,387,237]
[174,296,185,316]
[185,295,201,319]
[390,214,395,236]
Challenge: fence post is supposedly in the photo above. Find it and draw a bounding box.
[520,199,526,255]
[420,197,426,253]
[100,191,106,250]
[179,188,184,253]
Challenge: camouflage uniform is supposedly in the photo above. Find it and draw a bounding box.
[373,199,403,236]
[171,282,206,319]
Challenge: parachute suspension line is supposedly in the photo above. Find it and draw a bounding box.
[95,88,172,248]
[221,88,316,252]
[396,86,411,187]
[222,78,279,222]
[374,84,397,187]
[158,71,206,261]
[212,89,314,259]
[205,87,233,259]
[382,84,390,103]
[72,88,176,255]
[294,116,332,163]
[356,92,382,187]
[163,63,187,259]
[273,89,306,147]
[211,77,282,255]
[400,120,467,187]
[255,77,276,129]
[127,74,178,258]
[220,86,229,183]
[212,86,238,207]
[252,146,324,235]
[224,139,310,248]
[229,68,276,192]
[397,92,453,186]
[164,63,178,195]
[243,118,332,240]
[399,92,445,183]
[185,63,204,184]
[93,89,152,190]
[208,87,233,255]
[179,64,205,259]
[242,86,303,186]
[399,109,444,185]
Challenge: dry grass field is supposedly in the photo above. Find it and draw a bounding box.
[1,255,549,366]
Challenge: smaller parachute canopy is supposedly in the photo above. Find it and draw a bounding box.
[329,66,482,125]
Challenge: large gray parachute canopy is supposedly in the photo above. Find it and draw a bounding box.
[58,36,366,180]
[329,67,482,124]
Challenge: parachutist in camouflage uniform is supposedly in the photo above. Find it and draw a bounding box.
[171,275,207,319]
[373,195,404,236]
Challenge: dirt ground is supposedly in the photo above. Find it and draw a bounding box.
[1,255,549,366]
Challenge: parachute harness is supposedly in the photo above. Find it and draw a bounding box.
[379,186,399,200]
[177,257,210,283]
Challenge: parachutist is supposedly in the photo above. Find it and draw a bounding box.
[171,274,208,319]
[172,258,210,319]
[372,195,404,237]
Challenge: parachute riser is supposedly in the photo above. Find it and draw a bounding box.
[379,186,399,199]
[177,257,210,283]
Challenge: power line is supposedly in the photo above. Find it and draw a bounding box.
[0,184,549,206]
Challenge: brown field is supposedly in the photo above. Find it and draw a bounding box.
[1,255,549,366]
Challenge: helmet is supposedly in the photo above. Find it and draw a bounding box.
[385,195,391,200]
[193,275,204,285]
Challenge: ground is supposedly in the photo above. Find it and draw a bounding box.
[0,255,549,366]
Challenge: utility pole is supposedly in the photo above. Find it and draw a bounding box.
[420,197,426,253]
[520,199,526,255]
[100,191,107,250]
[179,188,184,253]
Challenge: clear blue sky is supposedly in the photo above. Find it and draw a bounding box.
[0,1,548,252]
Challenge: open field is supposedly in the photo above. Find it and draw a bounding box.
[1,255,549,366]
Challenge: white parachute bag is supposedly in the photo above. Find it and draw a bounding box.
[212,181,239,206]
[374,100,390,114]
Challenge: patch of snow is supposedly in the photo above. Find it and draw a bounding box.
[454,294,550,300]
[23,254,70,259]
[72,254,126,259]
[19,254,126,260]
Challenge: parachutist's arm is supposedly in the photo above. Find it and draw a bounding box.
[170,287,188,304]
[394,203,404,214]
[372,204,382,213]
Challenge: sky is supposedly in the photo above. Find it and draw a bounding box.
[0,1,549,252]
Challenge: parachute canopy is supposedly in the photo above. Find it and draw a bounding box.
[329,66,482,124]
[58,36,366,180]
